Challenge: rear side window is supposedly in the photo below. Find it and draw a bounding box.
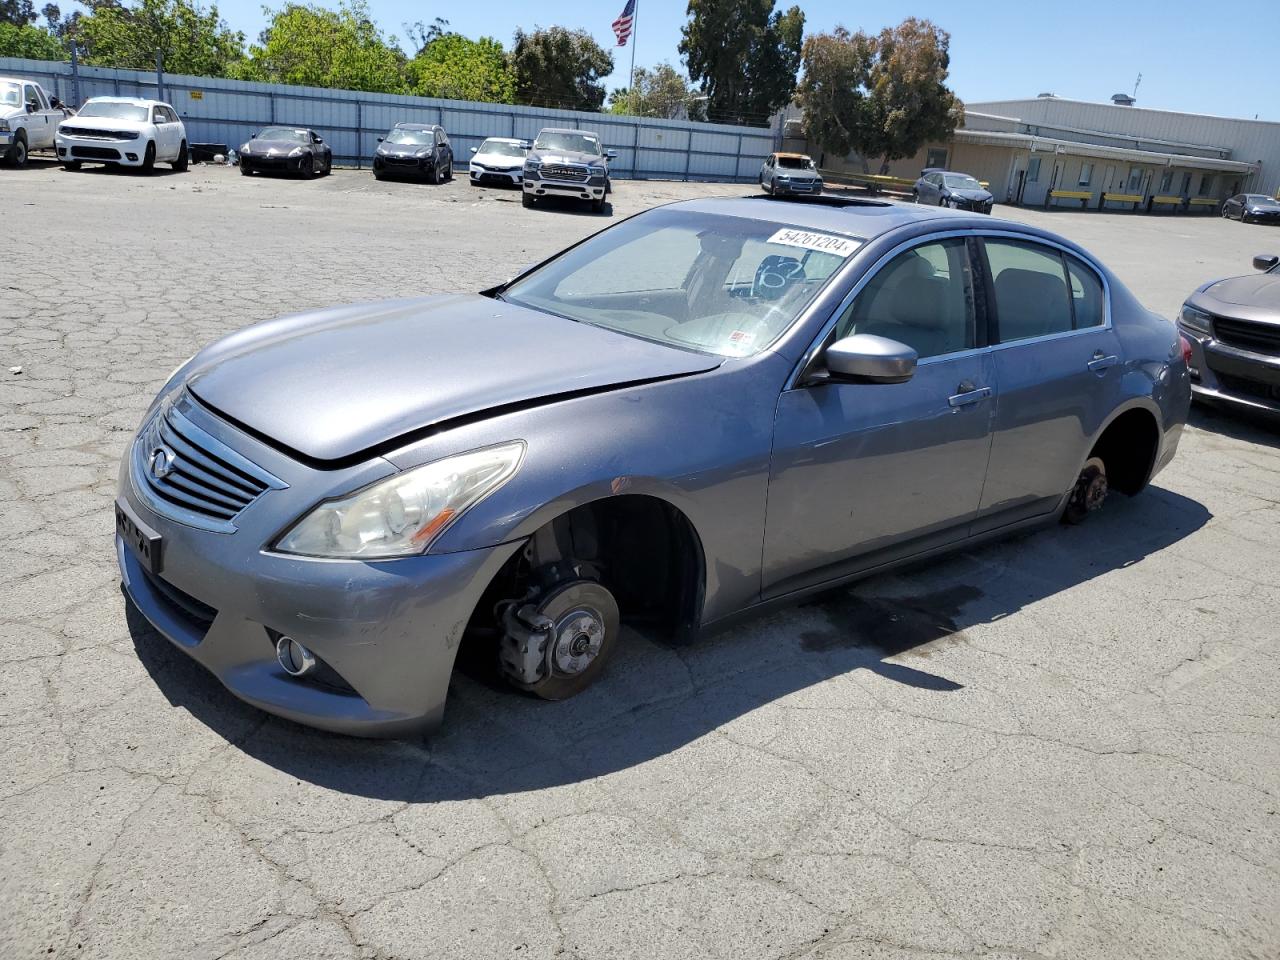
[1065,255,1105,328]
[985,239,1072,342]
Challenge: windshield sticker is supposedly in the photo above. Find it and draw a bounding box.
[729,330,755,346]
[767,228,860,258]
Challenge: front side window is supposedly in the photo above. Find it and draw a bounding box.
[152,106,166,123]
[986,239,1105,342]
[502,209,857,358]
[834,238,976,360]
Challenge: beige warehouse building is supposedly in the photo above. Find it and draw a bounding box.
[796,95,1278,211]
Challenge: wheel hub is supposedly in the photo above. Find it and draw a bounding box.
[550,608,606,676]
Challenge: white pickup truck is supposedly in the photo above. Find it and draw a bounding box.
[1,76,70,167]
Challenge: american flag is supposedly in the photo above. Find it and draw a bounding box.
[612,0,635,46]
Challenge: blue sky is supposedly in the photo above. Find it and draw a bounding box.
[204,0,1270,121]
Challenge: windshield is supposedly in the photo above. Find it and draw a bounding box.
[1246,195,1279,206]
[502,209,859,358]
[258,127,309,144]
[777,156,813,170]
[944,174,983,190]
[78,101,149,122]
[0,81,19,107]
[386,128,432,145]
[533,132,600,155]
[480,140,526,158]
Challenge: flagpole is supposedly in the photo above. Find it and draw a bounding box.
[629,0,638,110]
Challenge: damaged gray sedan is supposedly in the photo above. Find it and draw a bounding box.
[116,197,1191,737]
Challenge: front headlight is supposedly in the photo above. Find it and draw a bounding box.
[240,143,251,153]
[0,120,9,133]
[523,160,540,173]
[1179,304,1212,335]
[273,441,526,559]
[587,164,605,176]
[289,146,304,157]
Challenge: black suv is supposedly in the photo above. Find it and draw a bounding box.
[373,123,453,183]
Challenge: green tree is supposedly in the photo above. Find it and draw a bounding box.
[679,0,803,125]
[1,0,36,26]
[0,20,63,57]
[408,33,513,103]
[797,18,963,172]
[237,1,406,92]
[77,0,245,76]
[510,26,612,111]
[609,62,703,120]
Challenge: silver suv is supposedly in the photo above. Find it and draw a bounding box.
[522,127,616,212]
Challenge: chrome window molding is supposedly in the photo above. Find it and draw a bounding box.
[784,227,1114,390]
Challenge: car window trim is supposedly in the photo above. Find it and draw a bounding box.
[975,234,1113,351]
[786,227,1113,388]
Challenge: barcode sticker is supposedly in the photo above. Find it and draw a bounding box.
[767,228,861,258]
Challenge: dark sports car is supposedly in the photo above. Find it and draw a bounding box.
[372,123,453,184]
[1178,253,1280,414]
[239,126,332,178]
[1221,194,1280,224]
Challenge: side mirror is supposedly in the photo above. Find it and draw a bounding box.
[469,147,477,154]
[314,136,323,144]
[520,140,532,150]
[1253,254,1278,271]
[250,133,256,139]
[824,334,917,384]
[605,149,618,160]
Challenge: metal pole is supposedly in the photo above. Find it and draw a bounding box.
[155,50,164,102]
[628,0,638,105]
[69,42,81,108]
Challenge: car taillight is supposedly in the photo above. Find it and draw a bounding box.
[1179,334,1194,366]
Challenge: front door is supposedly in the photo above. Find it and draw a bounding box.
[763,236,997,595]
[973,236,1123,531]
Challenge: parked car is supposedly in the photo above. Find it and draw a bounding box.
[55,97,187,173]
[116,196,1190,737]
[759,153,823,196]
[0,76,68,167]
[1221,194,1280,224]
[522,127,615,211]
[468,136,528,186]
[914,169,994,213]
[240,126,332,178]
[1177,253,1280,414]
[372,123,452,183]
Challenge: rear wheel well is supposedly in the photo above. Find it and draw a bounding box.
[1089,408,1160,496]
[460,495,705,667]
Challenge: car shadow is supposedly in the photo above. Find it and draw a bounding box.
[126,484,1211,801]
[1189,400,1280,446]
[70,164,188,177]
[526,195,612,216]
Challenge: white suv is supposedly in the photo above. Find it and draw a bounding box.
[56,97,188,173]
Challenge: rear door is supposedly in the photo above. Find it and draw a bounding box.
[29,84,58,147]
[972,235,1122,532]
[763,234,997,595]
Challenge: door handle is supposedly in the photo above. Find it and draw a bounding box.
[1087,351,1119,372]
[948,384,992,408]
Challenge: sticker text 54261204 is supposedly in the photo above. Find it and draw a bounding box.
[767,228,861,258]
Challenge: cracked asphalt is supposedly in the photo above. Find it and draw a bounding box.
[2,160,1278,960]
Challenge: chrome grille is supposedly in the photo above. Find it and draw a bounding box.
[1213,316,1280,356]
[541,164,588,182]
[132,399,284,531]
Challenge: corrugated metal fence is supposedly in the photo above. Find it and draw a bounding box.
[1,56,778,180]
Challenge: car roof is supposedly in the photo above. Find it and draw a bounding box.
[774,152,812,159]
[83,96,170,107]
[394,122,438,130]
[663,196,1038,242]
[480,136,524,143]
[537,128,598,136]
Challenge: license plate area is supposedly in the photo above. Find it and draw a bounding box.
[115,497,163,574]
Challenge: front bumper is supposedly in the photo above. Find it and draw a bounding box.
[241,154,306,173]
[1179,324,1280,415]
[470,163,521,185]
[0,130,12,150]
[774,179,823,195]
[55,134,147,165]
[373,154,435,178]
[116,395,522,737]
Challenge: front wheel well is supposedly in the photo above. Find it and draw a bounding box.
[461,495,705,662]
[1089,408,1160,496]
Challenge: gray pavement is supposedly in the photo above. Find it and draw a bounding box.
[1,160,1278,960]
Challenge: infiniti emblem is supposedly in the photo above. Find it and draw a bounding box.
[149,445,176,480]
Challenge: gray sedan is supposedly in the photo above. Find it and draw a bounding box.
[116,197,1190,737]
[1178,252,1280,413]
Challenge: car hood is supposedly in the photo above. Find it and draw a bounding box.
[186,294,721,463]
[60,114,149,132]
[528,149,602,166]
[246,139,309,153]
[1191,273,1280,326]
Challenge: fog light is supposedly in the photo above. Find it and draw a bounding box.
[126,152,137,161]
[276,635,316,677]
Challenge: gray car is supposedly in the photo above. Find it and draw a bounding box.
[116,197,1190,737]
[1178,252,1280,413]
[914,169,994,213]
